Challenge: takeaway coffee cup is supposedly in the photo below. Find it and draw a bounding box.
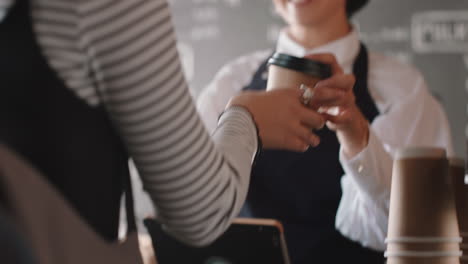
[462,256,468,264]
[387,147,459,240]
[386,237,462,252]
[450,158,468,238]
[385,252,461,264]
[386,147,461,264]
[449,158,468,263]
[266,53,331,91]
[463,244,468,264]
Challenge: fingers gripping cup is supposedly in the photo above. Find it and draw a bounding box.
[266,53,331,93]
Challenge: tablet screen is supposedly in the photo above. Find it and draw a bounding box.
[144,218,290,264]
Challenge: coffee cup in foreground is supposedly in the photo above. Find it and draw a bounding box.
[386,237,461,252]
[449,158,468,237]
[386,254,461,264]
[461,255,468,264]
[449,158,468,263]
[266,53,331,91]
[385,247,462,264]
[388,147,459,240]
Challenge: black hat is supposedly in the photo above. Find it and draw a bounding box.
[346,0,369,17]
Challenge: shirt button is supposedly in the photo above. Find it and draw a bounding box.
[358,164,364,173]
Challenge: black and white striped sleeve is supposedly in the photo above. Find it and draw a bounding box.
[32,0,258,246]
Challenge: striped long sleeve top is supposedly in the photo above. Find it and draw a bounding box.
[7,0,259,246]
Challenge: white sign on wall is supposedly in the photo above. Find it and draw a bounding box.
[412,11,468,53]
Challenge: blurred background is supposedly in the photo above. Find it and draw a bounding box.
[168,0,467,158]
[130,0,468,232]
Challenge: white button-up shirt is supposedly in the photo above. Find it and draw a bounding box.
[197,29,454,251]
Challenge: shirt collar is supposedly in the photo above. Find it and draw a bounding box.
[276,27,361,73]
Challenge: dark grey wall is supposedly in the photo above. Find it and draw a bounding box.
[168,0,468,158]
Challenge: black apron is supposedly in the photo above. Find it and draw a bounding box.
[0,0,136,241]
[242,45,385,264]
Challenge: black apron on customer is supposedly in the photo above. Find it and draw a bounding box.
[242,44,385,264]
[0,0,136,241]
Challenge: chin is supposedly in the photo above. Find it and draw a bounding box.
[276,0,345,26]
[286,8,325,26]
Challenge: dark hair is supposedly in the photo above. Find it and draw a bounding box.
[346,0,369,18]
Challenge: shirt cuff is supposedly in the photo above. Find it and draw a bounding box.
[339,127,392,204]
[216,106,259,163]
[336,175,388,251]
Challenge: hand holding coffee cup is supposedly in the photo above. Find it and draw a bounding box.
[265,52,369,155]
[227,89,325,152]
[251,53,332,151]
[304,53,370,159]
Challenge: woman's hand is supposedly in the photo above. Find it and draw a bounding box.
[305,53,370,159]
[227,88,325,152]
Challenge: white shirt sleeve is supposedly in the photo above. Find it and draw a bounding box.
[335,58,454,251]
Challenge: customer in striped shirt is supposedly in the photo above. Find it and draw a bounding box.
[0,0,326,246]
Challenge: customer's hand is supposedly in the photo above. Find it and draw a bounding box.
[227,88,325,152]
[305,53,370,159]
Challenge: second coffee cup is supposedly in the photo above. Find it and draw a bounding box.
[266,53,331,91]
[450,158,468,264]
[387,147,459,240]
[450,158,468,237]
